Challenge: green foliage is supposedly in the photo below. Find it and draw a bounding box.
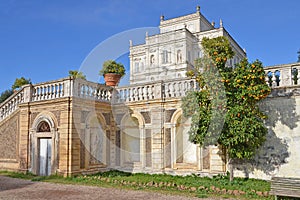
[99,60,126,77]
[182,36,271,161]
[12,77,31,90]
[0,89,13,103]
[0,170,271,199]
[0,76,31,103]
[221,59,271,159]
[68,70,86,80]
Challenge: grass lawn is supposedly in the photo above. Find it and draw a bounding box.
[0,170,274,199]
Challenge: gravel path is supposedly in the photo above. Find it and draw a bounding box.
[0,175,227,200]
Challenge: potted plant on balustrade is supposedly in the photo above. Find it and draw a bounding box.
[99,60,126,86]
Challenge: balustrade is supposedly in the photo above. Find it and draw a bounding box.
[0,90,24,120]
[115,78,197,103]
[76,80,112,102]
[32,82,65,101]
[1,63,300,122]
[264,63,300,88]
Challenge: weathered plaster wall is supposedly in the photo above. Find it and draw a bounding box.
[234,94,300,180]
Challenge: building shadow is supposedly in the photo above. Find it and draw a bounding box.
[0,175,34,192]
[235,93,299,178]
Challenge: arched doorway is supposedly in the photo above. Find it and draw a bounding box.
[37,121,52,176]
[88,116,106,166]
[120,114,142,169]
[122,116,140,163]
[80,113,108,170]
[30,113,58,176]
[170,109,199,170]
[174,116,198,169]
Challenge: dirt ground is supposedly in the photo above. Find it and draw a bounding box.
[0,175,228,200]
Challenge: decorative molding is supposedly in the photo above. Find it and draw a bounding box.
[141,111,151,124]
[102,113,111,125]
[165,109,177,123]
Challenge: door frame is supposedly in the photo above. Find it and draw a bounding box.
[38,137,52,176]
[29,113,58,176]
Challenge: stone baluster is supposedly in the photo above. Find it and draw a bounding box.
[94,87,98,99]
[296,66,300,85]
[61,83,64,97]
[101,89,106,100]
[43,86,46,100]
[49,85,53,99]
[126,88,130,102]
[164,83,169,98]
[117,89,122,103]
[87,85,91,98]
[97,89,101,100]
[169,83,174,97]
[143,86,148,100]
[45,85,49,100]
[139,87,143,100]
[123,89,127,102]
[34,87,38,101]
[174,82,179,97]
[82,85,86,98]
[131,88,136,101]
[121,88,125,102]
[98,88,102,100]
[38,87,41,100]
[272,70,276,87]
[297,67,300,85]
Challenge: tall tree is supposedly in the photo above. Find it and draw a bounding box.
[12,77,31,90]
[182,36,271,181]
[0,89,13,104]
[297,49,300,62]
[68,70,86,80]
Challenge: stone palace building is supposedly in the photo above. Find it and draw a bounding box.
[0,7,299,180]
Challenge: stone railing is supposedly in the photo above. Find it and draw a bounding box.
[115,78,198,103]
[1,62,300,121]
[74,79,112,102]
[0,78,112,122]
[264,62,300,88]
[0,89,24,121]
[31,79,71,101]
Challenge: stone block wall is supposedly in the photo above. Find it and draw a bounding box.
[0,112,19,160]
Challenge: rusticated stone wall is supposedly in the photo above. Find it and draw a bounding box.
[0,112,19,159]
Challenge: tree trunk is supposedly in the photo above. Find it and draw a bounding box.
[229,158,234,182]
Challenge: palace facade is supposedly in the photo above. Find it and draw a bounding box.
[0,7,299,180]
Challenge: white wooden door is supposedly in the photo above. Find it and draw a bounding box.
[39,138,52,176]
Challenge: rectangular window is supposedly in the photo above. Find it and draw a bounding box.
[162,50,168,64]
[135,62,139,73]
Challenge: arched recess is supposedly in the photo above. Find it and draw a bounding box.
[170,109,199,170]
[80,112,108,170]
[30,112,58,176]
[119,111,145,169]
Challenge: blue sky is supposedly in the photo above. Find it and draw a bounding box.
[0,0,299,92]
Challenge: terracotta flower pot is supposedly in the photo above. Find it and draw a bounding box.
[104,73,122,86]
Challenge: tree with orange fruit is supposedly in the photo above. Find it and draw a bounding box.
[182,36,271,181]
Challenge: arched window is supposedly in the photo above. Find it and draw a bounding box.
[150,55,155,65]
[37,121,50,132]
